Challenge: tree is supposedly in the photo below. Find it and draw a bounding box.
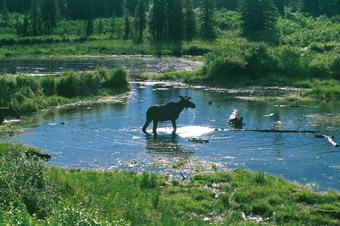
[149,0,168,41]
[86,19,94,37]
[241,0,278,39]
[123,9,131,40]
[84,0,95,37]
[41,0,58,34]
[183,0,196,41]
[97,19,104,34]
[302,0,320,16]
[215,0,239,10]
[30,0,41,36]
[111,11,116,38]
[200,0,216,40]
[274,0,285,16]
[167,0,184,40]
[0,0,9,26]
[134,0,146,42]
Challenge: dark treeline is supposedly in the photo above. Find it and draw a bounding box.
[0,0,339,42]
[1,0,339,19]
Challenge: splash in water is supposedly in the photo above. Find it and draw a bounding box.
[188,108,196,124]
[157,126,214,138]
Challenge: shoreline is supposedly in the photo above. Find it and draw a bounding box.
[1,142,339,225]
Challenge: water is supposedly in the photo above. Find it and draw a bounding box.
[0,55,203,75]
[1,57,339,191]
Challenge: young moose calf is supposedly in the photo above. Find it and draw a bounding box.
[142,96,196,134]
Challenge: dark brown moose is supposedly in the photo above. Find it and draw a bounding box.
[142,96,196,134]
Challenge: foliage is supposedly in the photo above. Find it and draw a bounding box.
[199,0,216,40]
[240,0,279,41]
[0,68,129,115]
[0,143,339,225]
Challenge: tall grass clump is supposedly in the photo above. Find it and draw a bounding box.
[0,143,53,219]
[0,67,129,116]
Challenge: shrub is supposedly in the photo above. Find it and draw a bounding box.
[0,145,54,218]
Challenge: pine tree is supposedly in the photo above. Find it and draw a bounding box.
[302,0,320,16]
[0,0,9,26]
[135,0,146,43]
[30,0,40,36]
[183,0,196,41]
[111,11,116,38]
[167,0,184,40]
[22,15,29,36]
[149,0,168,41]
[84,0,94,37]
[86,19,94,37]
[241,0,278,39]
[200,0,216,40]
[97,19,104,34]
[123,9,131,40]
[274,0,285,16]
[41,0,58,34]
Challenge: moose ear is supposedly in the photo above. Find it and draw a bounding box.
[179,96,185,99]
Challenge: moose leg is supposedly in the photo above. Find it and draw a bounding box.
[142,118,152,133]
[152,120,158,134]
[171,120,177,133]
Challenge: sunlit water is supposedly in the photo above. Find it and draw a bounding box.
[0,55,203,75]
[1,57,339,191]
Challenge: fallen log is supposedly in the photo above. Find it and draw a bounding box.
[188,138,209,144]
[315,134,339,147]
[236,129,318,134]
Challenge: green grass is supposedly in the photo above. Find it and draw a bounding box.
[0,67,129,116]
[0,143,339,225]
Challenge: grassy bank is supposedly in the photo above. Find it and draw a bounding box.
[0,142,339,225]
[141,70,340,102]
[0,67,129,117]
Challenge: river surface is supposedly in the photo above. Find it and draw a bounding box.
[1,56,340,191]
[0,55,202,75]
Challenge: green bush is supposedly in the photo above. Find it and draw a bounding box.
[0,68,129,115]
[0,145,53,218]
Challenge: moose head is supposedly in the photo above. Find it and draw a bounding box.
[179,96,196,109]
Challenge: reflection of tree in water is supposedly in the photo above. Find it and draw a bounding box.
[145,133,194,156]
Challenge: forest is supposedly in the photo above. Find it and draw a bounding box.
[0,0,339,40]
[1,1,340,225]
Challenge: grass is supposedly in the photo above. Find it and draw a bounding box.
[0,67,129,116]
[0,142,339,225]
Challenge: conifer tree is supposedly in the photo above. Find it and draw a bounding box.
[30,0,40,36]
[86,19,94,37]
[124,9,131,40]
[0,0,9,26]
[135,0,146,42]
[302,0,320,16]
[167,0,184,40]
[241,0,278,39]
[200,0,216,40]
[41,0,58,34]
[97,19,104,34]
[149,0,168,41]
[274,0,285,16]
[111,11,116,38]
[184,0,196,41]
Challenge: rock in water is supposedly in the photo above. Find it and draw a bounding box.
[228,109,244,129]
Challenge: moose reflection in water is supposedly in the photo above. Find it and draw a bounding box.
[142,96,196,134]
[145,133,194,155]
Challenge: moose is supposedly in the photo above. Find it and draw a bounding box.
[0,107,21,124]
[142,96,196,134]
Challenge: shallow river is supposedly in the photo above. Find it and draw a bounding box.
[1,57,340,191]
